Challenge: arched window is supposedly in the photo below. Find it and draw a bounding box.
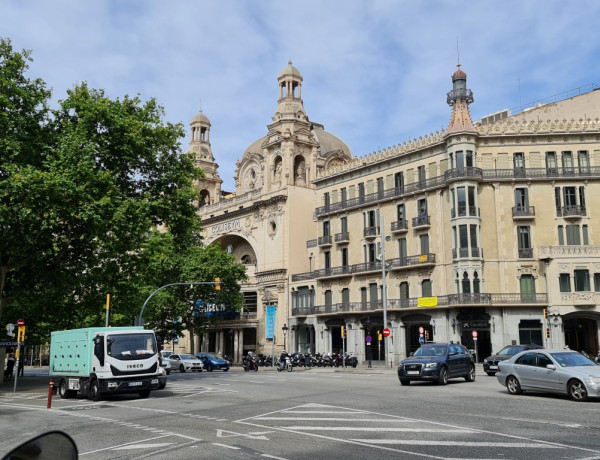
[462,271,471,294]
[473,271,480,294]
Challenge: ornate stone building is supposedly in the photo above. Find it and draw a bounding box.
[190,62,600,364]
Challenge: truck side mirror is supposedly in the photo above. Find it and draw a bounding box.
[93,336,105,366]
[156,335,163,352]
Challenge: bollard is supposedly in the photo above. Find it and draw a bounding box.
[47,379,54,409]
[390,358,393,369]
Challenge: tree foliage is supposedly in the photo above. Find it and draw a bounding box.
[0,38,245,343]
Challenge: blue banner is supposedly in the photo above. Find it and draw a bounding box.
[266,305,276,340]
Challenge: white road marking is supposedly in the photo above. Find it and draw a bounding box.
[284,427,472,432]
[254,417,414,422]
[113,443,173,450]
[351,439,564,448]
[213,442,240,450]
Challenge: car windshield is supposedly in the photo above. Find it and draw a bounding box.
[179,354,196,360]
[106,333,157,360]
[497,346,525,356]
[550,352,596,367]
[203,354,215,360]
[414,345,447,357]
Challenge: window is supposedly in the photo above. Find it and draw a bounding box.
[400,282,409,299]
[517,226,532,258]
[594,273,600,292]
[454,150,464,168]
[514,152,525,176]
[515,352,536,366]
[546,152,557,175]
[574,270,590,292]
[578,150,590,173]
[398,237,407,260]
[394,172,404,191]
[419,234,429,254]
[396,203,405,222]
[566,225,581,245]
[562,151,574,175]
[421,279,432,297]
[515,188,529,207]
[322,220,330,237]
[473,272,480,294]
[470,224,478,252]
[537,353,552,368]
[377,177,384,197]
[559,274,571,293]
[457,186,466,215]
[341,247,349,267]
[417,198,427,216]
[558,225,564,245]
[358,183,365,201]
[360,287,367,308]
[520,275,535,302]
[468,186,476,215]
[340,187,347,204]
[369,283,378,308]
[324,251,331,269]
[462,272,471,294]
[296,287,314,310]
[324,192,330,208]
[341,288,350,305]
[465,150,474,167]
[418,166,426,186]
[519,320,543,345]
[340,216,348,234]
[364,209,378,230]
[366,243,377,263]
[324,290,332,306]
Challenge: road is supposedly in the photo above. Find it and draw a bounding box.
[1,366,600,459]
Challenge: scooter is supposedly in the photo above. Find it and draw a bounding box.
[277,351,293,372]
[242,354,259,372]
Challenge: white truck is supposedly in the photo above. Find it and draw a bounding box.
[49,326,167,401]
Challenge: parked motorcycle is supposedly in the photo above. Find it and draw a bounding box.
[242,352,259,372]
[277,351,293,372]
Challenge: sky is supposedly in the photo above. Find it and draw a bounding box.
[2,0,600,191]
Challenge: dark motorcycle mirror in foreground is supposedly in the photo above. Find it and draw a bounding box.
[3,431,78,460]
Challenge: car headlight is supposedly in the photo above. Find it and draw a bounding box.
[398,363,404,369]
[483,358,488,363]
[586,375,600,385]
[425,362,438,368]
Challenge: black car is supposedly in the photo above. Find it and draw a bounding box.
[483,344,543,376]
[398,342,475,385]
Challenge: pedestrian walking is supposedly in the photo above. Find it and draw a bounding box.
[5,354,16,380]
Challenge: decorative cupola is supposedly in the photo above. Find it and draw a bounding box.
[188,109,222,206]
[446,64,477,135]
[273,60,307,122]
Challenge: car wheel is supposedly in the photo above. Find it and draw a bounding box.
[223,368,229,372]
[486,372,496,376]
[437,367,448,385]
[180,365,186,373]
[206,363,212,372]
[465,365,476,382]
[400,379,410,386]
[89,379,101,402]
[506,375,522,395]
[139,390,150,399]
[166,370,170,375]
[568,379,588,402]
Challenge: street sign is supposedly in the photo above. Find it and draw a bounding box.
[383,328,391,337]
[419,336,425,345]
[366,335,372,344]
[17,318,25,327]
[418,326,424,334]
[472,330,478,339]
[6,323,15,337]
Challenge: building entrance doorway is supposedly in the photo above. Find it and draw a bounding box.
[564,316,599,355]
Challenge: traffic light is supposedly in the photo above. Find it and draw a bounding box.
[543,308,547,319]
[341,326,345,338]
[214,277,221,291]
[17,326,25,343]
[545,327,550,338]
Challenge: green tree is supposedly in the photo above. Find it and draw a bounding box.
[1,38,218,341]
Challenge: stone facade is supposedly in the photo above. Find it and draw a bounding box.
[190,62,600,364]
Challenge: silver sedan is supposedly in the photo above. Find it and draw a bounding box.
[496,349,600,401]
[167,353,204,373]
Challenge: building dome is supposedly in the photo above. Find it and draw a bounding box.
[191,110,210,125]
[278,60,302,80]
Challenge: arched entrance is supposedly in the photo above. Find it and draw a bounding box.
[400,313,433,356]
[563,312,599,355]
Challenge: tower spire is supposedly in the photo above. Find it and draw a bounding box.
[445,64,476,135]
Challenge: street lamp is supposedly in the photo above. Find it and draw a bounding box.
[282,324,289,350]
[379,214,391,370]
[365,318,372,368]
[228,329,234,363]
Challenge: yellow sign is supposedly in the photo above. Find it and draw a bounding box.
[417,297,438,308]
[419,254,429,263]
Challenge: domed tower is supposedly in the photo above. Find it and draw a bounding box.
[234,61,353,194]
[188,110,222,206]
[444,64,483,302]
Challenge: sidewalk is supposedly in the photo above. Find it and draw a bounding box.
[0,366,51,396]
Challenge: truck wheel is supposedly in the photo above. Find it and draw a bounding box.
[89,380,101,402]
[59,379,71,399]
[139,390,150,399]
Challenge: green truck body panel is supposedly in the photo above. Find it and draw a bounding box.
[49,327,143,377]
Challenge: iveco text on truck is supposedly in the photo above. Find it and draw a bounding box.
[49,327,167,401]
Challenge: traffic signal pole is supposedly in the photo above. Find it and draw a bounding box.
[136,280,221,326]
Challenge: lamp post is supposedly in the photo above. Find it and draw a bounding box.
[365,318,372,368]
[380,214,390,370]
[228,328,234,363]
[282,324,289,351]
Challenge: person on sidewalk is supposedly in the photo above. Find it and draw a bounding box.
[17,358,24,377]
[4,354,16,380]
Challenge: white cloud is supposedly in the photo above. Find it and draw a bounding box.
[2,0,600,190]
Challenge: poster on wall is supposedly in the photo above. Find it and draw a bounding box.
[266,305,276,340]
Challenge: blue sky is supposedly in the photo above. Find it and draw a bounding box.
[2,0,600,191]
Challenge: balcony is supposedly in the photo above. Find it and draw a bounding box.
[352,260,382,275]
[561,205,586,219]
[363,226,379,239]
[306,239,318,248]
[313,265,353,279]
[334,232,350,244]
[443,167,483,183]
[291,292,548,317]
[391,220,408,234]
[451,206,480,218]
[387,253,436,270]
[412,215,430,229]
[512,205,535,219]
[518,248,534,258]
[452,247,483,259]
[317,235,332,247]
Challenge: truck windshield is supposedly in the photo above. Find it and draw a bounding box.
[106,333,157,360]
